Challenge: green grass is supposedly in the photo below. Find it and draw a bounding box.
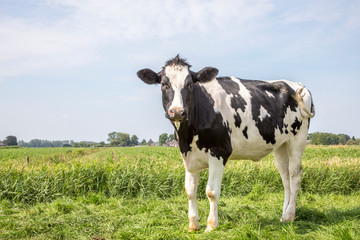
[1,192,359,239]
[0,146,359,239]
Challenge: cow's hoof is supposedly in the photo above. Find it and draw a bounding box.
[280,215,295,223]
[188,217,200,232]
[205,225,216,233]
[188,225,200,232]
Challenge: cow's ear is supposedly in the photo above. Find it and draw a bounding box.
[137,69,161,85]
[195,67,219,83]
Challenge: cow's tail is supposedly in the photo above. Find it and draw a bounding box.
[295,86,315,119]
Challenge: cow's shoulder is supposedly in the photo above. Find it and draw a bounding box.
[177,83,232,164]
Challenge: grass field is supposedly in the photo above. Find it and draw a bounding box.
[0,146,359,239]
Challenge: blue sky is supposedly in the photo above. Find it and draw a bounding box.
[0,0,359,142]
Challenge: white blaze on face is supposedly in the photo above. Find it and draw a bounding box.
[165,65,189,112]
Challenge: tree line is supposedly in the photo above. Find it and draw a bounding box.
[2,132,359,148]
[107,132,140,147]
[107,132,176,147]
[18,139,107,148]
[308,132,360,145]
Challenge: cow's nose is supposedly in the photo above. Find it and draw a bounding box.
[169,107,185,120]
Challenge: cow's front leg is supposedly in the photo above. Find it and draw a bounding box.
[205,157,225,233]
[185,170,201,232]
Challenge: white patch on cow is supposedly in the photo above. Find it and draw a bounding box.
[182,135,210,174]
[266,90,275,98]
[174,122,181,130]
[165,65,189,111]
[259,105,271,121]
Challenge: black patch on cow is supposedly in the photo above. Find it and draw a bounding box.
[291,117,302,136]
[240,80,298,144]
[217,77,247,128]
[176,121,194,154]
[242,126,248,139]
[284,124,289,134]
[233,114,241,128]
[179,74,194,120]
[177,84,232,165]
[160,76,175,119]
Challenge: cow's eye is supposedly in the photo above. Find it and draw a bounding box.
[186,82,193,89]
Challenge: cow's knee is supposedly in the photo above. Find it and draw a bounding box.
[185,187,196,200]
[206,186,219,203]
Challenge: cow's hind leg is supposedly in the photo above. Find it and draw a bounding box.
[281,141,305,222]
[274,143,291,221]
[185,170,201,231]
[205,156,225,233]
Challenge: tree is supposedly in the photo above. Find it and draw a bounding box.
[159,133,168,146]
[3,136,18,146]
[97,141,106,147]
[118,133,131,147]
[140,139,147,145]
[347,139,360,145]
[338,134,350,145]
[169,134,175,141]
[131,135,139,146]
[110,139,120,147]
[18,140,28,147]
[107,132,118,143]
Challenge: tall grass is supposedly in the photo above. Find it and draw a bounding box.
[0,146,359,204]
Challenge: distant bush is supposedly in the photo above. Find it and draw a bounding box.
[0,146,20,149]
[309,132,359,145]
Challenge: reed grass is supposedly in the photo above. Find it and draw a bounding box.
[1,146,359,204]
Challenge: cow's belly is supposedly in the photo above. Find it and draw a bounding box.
[229,126,288,161]
[229,146,273,161]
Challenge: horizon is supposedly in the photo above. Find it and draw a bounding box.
[1,0,359,142]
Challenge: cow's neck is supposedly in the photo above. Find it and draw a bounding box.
[172,119,194,155]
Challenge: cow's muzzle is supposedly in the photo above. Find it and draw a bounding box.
[168,107,186,122]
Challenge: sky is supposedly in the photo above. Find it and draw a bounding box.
[0,0,359,143]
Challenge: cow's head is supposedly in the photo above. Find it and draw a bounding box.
[137,55,218,123]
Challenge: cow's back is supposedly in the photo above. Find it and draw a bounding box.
[200,77,313,161]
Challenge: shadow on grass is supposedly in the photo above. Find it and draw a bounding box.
[296,205,360,224]
[257,206,360,236]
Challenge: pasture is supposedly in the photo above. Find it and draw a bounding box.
[0,146,359,239]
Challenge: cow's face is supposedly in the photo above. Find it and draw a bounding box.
[137,55,218,123]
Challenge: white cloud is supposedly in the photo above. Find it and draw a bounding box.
[0,0,274,79]
[50,0,274,39]
[0,17,98,78]
[1,0,358,81]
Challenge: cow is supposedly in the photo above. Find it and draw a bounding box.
[137,55,315,232]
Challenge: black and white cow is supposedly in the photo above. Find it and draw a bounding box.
[137,55,315,232]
